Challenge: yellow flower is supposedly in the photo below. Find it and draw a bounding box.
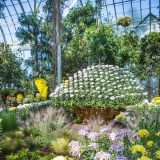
[9,107,17,111]
[17,94,24,102]
[115,113,125,121]
[151,96,160,104]
[138,129,150,138]
[137,156,151,160]
[156,131,160,137]
[130,145,147,155]
[156,150,160,159]
[147,141,154,147]
[34,78,48,100]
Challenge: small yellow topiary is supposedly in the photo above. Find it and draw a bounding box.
[17,94,24,102]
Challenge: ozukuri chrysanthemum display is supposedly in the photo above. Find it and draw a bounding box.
[34,78,48,100]
[50,65,147,108]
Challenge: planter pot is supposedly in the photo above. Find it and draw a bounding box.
[71,107,125,124]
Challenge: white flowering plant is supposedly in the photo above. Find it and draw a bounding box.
[50,65,147,109]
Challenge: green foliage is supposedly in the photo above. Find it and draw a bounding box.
[0,43,22,87]
[117,32,141,67]
[1,111,18,132]
[140,32,160,77]
[63,1,96,42]
[16,12,53,76]
[82,25,119,64]
[51,138,69,154]
[1,131,25,152]
[6,149,56,160]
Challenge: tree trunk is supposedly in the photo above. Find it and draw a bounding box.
[54,0,62,86]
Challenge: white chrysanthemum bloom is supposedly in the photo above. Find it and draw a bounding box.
[53,156,67,160]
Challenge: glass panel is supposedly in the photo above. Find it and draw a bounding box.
[22,2,31,12]
[116,3,123,14]
[114,0,122,3]
[7,6,17,16]
[132,0,140,11]
[124,2,131,12]
[142,9,149,18]
[105,0,113,5]
[151,0,159,7]
[141,0,149,9]
[107,5,115,15]
[14,4,23,13]
[133,10,141,20]
[151,7,159,16]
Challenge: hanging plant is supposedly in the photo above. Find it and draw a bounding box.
[117,16,132,27]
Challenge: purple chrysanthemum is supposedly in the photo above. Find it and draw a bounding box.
[100,127,111,135]
[87,132,100,141]
[79,128,89,136]
[115,129,131,142]
[88,142,99,151]
[109,143,124,152]
[94,151,111,160]
[68,140,82,157]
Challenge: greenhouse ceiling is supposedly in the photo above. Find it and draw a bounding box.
[0,0,159,51]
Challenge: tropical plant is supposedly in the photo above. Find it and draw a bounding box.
[51,65,146,109]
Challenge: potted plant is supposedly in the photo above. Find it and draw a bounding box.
[51,65,146,123]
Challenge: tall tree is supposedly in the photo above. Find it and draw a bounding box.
[140,32,160,98]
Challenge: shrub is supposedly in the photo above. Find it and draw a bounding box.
[1,131,26,152]
[51,138,69,154]
[51,65,147,109]
[6,149,56,160]
[1,111,18,132]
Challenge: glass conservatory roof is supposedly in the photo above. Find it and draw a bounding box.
[0,0,77,51]
[0,0,159,51]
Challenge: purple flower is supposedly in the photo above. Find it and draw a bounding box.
[87,132,100,141]
[88,143,99,151]
[109,143,124,152]
[79,127,90,136]
[114,155,128,160]
[115,129,131,142]
[100,128,110,135]
[109,132,117,141]
[94,151,111,160]
[68,140,82,157]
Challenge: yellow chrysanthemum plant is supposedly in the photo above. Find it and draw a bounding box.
[16,93,24,103]
[151,96,160,104]
[125,128,160,159]
[34,78,48,101]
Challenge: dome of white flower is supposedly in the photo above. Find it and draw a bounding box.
[50,65,146,108]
